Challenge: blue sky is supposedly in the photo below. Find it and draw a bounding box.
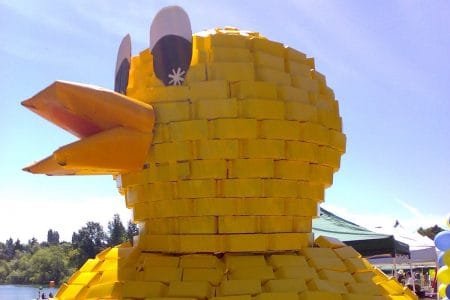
[1,0,449,242]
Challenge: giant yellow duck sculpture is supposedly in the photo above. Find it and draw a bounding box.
[23,6,417,300]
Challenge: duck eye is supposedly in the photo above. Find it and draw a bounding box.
[114,34,131,94]
[150,6,192,86]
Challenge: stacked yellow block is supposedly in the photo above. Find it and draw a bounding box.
[119,28,346,254]
[56,237,417,300]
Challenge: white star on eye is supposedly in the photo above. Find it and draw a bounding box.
[168,67,186,85]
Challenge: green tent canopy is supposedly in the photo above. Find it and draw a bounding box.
[313,207,410,258]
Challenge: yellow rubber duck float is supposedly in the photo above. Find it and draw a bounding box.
[22,6,417,300]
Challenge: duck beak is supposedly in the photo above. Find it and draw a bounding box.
[22,81,154,175]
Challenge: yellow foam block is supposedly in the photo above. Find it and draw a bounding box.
[219,179,263,197]
[254,292,299,300]
[194,98,238,120]
[298,181,324,201]
[147,199,195,218]
[285,101,318,122]
[307,278,348,294]
[291,75,319,93]
[277,86,309,102]
[178,216,217,234]
[132,201,148,222]
[145,182,175,201]
[211,118,258,139]
[251,38,285,57]
[259,120,300,140]
[209,47,252,62]
[190,80,230,100]
[183,268,225,286]
[329,130,346,152]
[284,199,318,216]
[153,123,169,144]
[268,254,308,269]
[152,141,194,163]
[78,259,101,272]
[217,279,262,296]
[117,170,146,188]
[207,62,255,81]
[299,122,329,145]
[299,290,343,300]
[97,269,119,284]
[56,284,86,299]
[122,281,167,298]
[310,164,334,187]
[308,257,347,272]
[269,233,311,251]
[144,86,190,103]
[240,139,285,159]
[318,109,342,131]
[139,48,152,63]
[204,33,249,49]
[230,80,277,100]
[125,185,145,207]
[228,159,274,178]
[285,141,318,162]
[376,278,404,296]
[146,217,178,234]
[177,179,217,198]
[264,179,298,197]
[195,197,239,216]
[84,282,122,299]
[286,60,311,76]
[152,101,191,123]
[274,160,310,180]
[342,295,388,300]
[260,216,293,233]
[264,278,307,293]
[68,271,100,285]
[284,47,307,62]
[149,161,190,182]
[318,269,355,283]
[239,198,285,216]
[256,67,291,86]
[253,51,285,71]
[347,282,383,295]
[218,216,260,233]
[195,139,239,159]
[344,257,372,272]
[353,271,377,283]
[191,48,208,65]
[211,296,252,300]
[239,98,285,120]
[318,146,342,170]
[225,234,268,252]
[275,265,318,280]
[224,254,267,270]
[334,246,362,259]
[180,254,221,268]
[293,216,313,232]
[169,120,208,141]
[168,281,212,299]
[190,159,227,179]
[303,247,338,259]
[185,63,207,83]
[314,235,347,249]
[229,265,275,282]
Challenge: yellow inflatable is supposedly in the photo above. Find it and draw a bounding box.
[23,6,417,300]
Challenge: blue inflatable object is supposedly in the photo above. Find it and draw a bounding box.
[447,283,450,298]
[435,231,450,251]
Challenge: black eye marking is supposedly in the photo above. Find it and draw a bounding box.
[115,34,131,94]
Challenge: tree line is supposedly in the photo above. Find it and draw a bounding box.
[0,214,138,285]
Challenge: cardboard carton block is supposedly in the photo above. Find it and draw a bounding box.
[307,278,348,294]
[211,119,258,139]
[190,159,227,179]
[274,265,318,280]
[167,281,213,299]
[318,109,342,131]
[144,266,182,283]
[153,141,194,163]
[177,179,217,198]
[260,216,293,233]
[284,47,307,62]
[344,257,372,273]
[240,198,285,216]
[190,80,230,100]
[277,86,309,103]
[122,281,168,298]
[183,268,225,286]
[309,164,334,187]
[291,75,319,93]
[195,139,239,159]
[228,265,275,282]
[298,290,343,300]
[217,279,262,296]
[207,62,255,81]
[240,139,285,159]
[178,216,218,234]
[318,146,341,170]
[84,282,122,299]
[347,282,383,295]
[179,235,224,253]
[185,63,207,83]
[274,160,310,180]
[285,101,318,122]
[264,278,307,293]
[263,179,298,198]
[334,246,362,260]
[225,234,268,252]
[253,51,285,71]
[180,254,221,268]
[169,120,208,141]
[292,217,313,232]
[225,254,267,270]
[268,233,311,251]
[256,67,292,86]
[152,101,191,123]
[250,38,285,57]
[146,217,178,234]
[218,216,260,233]
[285,60,311,77]
[239,98,285,120]
[318,269,355,283]
[194,98,238,120]
[144,86,190,103]
[284,198,318,217]
[267,254,308,269]
[219,179,264,197]
[209,47,253,62]
[314,235,346,249]
[230,81,278,100]
[132,201,148,222]
[297,181,324,201]
[329,130,347,152]
[195,197,240,216]
[285,141,318,162]
[299,122,329,145]
[259,120,300,140]
[253,292,299,300]
[228,159,274,179]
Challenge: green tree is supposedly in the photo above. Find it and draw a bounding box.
[107,214,127,246]
[4,238,15,260]
[27,246,70,284]
[71,221,107,267]
[127,220,139,244]
[47,229,60,245]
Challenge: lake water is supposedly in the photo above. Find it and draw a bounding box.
[0,285,58,300]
